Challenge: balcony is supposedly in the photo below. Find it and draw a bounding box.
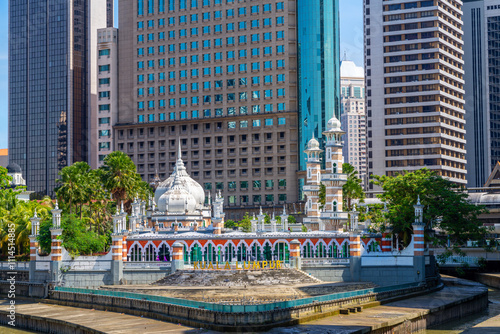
[320,212,349,219]
[321,173,348,182]
[303,185,319,192]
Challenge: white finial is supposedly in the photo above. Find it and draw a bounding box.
[120,201,124,213]
[312,132,315,140]
[272,212,275,219]
[417,195,421,205]
[55,200,59,210]
[259,206,263,215]
[178,140,182,160]
[282,205,286,215]
[34,208,38,218]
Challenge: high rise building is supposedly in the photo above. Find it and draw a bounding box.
[116,0,340,219]
[339,60,366,183]
[95,27,119,168]
[8,0,108,196]
[463,0,500,187]
[364,0,467,188]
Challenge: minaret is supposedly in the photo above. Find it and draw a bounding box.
[321,116,349,231]
[302,134,323,231]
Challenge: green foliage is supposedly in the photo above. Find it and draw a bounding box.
[301,224,308,232]
[239,213,252,232]
[101,151,149,205]
[264,213,271,224]
[224,219,237,229]
[342,163,365,211]
[372,168,488,250]
[0,166,53,259]
[61,215,108,257]
[288,215,296,225]
[318,183,326,211]
[37,218,53,255]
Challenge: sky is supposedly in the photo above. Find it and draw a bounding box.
[0,0,363,150]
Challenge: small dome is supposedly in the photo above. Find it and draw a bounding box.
[7,163,22,174]
[327,116,342,130]
[307,136,320,150]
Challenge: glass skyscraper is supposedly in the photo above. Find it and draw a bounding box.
[297,0,341,170]
[8,0,107,196]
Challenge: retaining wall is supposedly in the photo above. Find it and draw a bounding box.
[47,282,435,331]
[123,269,170,285]
[301,265,351,282]
[361,266,417,286]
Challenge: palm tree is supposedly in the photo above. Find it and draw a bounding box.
[342,163,365,212]
[55,162,92,216]
[100,151,143,207]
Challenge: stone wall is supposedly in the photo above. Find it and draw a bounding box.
[301,265,351,282]
[60,271,112,289]
[361,266,417,286]
[123,269,170,285]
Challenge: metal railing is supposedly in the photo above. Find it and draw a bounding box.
[0,262,29,270]
[441,256,479,267]
[123,262,172,269]
[301,258,350,266]
[54,281,420,313]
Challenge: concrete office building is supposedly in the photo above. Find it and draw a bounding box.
[339,60,366,183]
[364,0,467,187]
[116,0,340,219]
[8,0,108,195]
[95,27,119,168]
[463,0,500,187]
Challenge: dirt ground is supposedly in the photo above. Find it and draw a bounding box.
[101,269,376,303]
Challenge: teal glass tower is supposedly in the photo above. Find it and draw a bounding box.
[297,0,341,170]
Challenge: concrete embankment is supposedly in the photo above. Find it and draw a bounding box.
[0,278,488,333]
[475,273,500,289]
[0,298,197,334]
[266,277,489,333]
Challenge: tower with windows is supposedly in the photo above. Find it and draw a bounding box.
[302,135,323,230]
[304,116,349,231]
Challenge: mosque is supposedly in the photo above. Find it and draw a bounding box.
[121,115,383,263]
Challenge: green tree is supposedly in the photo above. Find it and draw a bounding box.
[100,151,147,207]
[37,218,53,255]
[372,169,488,250]
[55,162,92,217]
[301,224,308,232]
[342,163,365,211]
[224,219,237,229]
[239,213,252,232]
[318,183,326,211]
[61,215,108,257]
[288,215,296,225]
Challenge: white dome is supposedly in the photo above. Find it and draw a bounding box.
[327,116,342,130]
[154,143,205,212]
[307,136,320,150]
[158,177,198,213]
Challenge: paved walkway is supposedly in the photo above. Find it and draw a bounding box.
[0,298,200,334]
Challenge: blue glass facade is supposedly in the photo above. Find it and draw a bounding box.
[8,0,90,196]
[297,0,340,169]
